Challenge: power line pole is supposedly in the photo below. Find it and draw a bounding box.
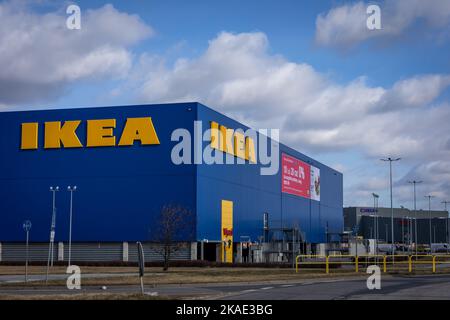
[408,180,422,256]
[381,157,401,259]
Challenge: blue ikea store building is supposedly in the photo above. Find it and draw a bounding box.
[0,103,343,263]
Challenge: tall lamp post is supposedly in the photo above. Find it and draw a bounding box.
[381,157,401,257]
[46,186,59,284]
[425,195,434,253]
[67,186,77,266]
[408,180,422,256]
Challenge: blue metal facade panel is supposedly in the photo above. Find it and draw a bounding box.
[0,103,197,242]
[0,102,342,244]
[196,103,343,243]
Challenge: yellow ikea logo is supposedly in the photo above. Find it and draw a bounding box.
[210,121,256,163]
[21,117,160,150]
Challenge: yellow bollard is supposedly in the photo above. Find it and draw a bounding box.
[432,256,436,273]
[383,256,387,273]
[408,255,412,273]
[326,256,329,274]
[355,256,359,273]
[295,256,298,273]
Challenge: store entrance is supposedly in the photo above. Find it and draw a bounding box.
[198,242,217,261]
[204,242,217,261]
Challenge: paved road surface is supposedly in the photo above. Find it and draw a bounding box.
[1,274,450,299]
[217,275,450,300]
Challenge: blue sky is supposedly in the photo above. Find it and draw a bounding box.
[70,0,450,83]
[1,0,450,210]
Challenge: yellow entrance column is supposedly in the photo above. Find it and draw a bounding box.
[221,200,233,263]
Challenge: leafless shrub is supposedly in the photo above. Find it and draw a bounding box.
[151,204,194,271]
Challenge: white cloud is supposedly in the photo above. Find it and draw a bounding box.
[130,31,450,206]
[315,2,371,48]
[315,0,450,48]
[0,1,153,106]
[134,31,450,158]
[379,75,450,111]
[394,161,450,208]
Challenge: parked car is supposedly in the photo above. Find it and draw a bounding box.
[431,243,450,253]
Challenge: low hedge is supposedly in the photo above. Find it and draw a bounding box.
[0,260,298,268]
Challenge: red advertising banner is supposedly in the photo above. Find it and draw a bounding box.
[281,153,311,199]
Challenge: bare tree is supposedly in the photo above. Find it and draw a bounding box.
[151,204,194,271]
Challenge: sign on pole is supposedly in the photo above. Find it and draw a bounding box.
[23,220,32,283]
[23,220,32,232]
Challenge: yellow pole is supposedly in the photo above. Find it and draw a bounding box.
[295,256,299,273]
[408,255,412,273]
[326,256,329,274]
[432,255,436,273]
[383,255,387,273]
[355,256,359,273]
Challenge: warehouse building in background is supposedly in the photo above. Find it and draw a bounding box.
[344,207,449,244]
[0,103,343,263]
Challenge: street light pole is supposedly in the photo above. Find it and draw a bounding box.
[425,195,434,253]
[408,180,422,256]
[67,186,77,266]
[25,227,29,282]
[381,157,401,258]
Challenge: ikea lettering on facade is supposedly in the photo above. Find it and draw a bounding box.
[210,121,256,163]
[0,102,343,264]
[20,117,160,150]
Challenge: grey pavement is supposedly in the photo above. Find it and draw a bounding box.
[1,274,450,299]
[0,272,140,284]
